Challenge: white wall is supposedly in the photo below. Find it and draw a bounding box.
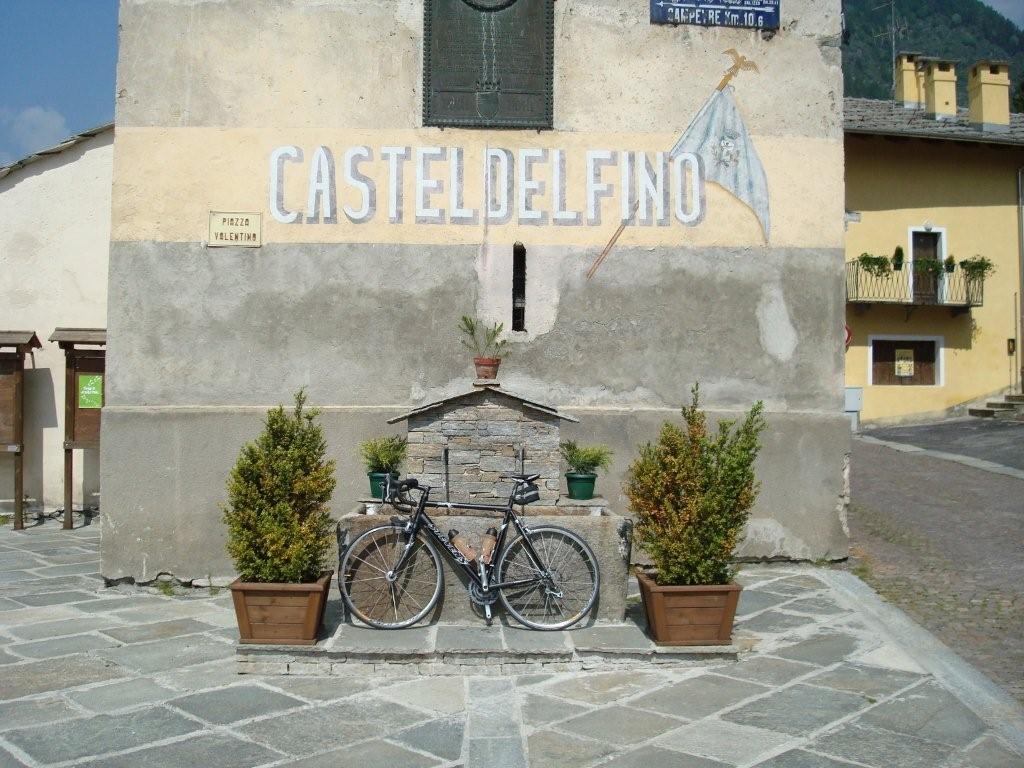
[0,130,113,513]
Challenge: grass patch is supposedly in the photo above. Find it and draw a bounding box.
[155,581,176,597]
[0,514,10,526]
[852,561,872,581]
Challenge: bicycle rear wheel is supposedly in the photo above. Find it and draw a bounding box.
[495,526,600,630]
[340,524,443,629]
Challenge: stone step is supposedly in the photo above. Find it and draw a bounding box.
[969,407,1011,418]
[985,401,1024,411]
[1004,394,1024,403]
[236,621,739,677]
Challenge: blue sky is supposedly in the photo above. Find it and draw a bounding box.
[0,0,118,166]
[0,0,1021,166]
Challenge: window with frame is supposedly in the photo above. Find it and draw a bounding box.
[871,339,937,386]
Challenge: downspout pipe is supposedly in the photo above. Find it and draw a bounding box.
[1018,166,1024,390]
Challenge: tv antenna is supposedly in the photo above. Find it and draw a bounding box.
[872,0,910,99]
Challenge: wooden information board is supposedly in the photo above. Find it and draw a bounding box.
[0,332,42,530]
[49,329,106,529]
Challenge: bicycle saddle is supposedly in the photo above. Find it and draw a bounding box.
[501,473,541,483]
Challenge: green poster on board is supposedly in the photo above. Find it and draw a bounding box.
[78,375,103,409]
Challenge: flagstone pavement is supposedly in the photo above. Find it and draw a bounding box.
[1,517,1022,768]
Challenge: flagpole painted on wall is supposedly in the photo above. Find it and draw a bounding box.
[586,50,761,280]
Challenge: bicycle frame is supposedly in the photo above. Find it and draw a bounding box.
[388,486,552,597]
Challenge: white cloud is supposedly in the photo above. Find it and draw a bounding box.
[0,105,70,156]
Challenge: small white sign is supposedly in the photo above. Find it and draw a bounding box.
[208,212,262,247]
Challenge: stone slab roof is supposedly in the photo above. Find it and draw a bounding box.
[845,98,1024,147]
[0,123,113,182]
[0,332,42,351]
[387,383,579,424]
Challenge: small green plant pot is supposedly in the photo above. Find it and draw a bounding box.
[565,473,597,500]
[368,472,399,501]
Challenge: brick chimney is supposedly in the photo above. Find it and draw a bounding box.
[922,58,958,120]
[968,61,1011,133]
[895,52,925,109]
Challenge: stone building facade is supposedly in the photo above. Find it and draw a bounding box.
[101,0,849,581]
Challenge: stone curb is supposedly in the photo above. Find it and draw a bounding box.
[855,435,1024,481]
[817,568,1024,755]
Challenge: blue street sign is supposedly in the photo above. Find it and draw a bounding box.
[651,0,781,30]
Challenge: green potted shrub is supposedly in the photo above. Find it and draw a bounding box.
[625,385,766,646]
[559,441,613,500]
[459,316,510,380]
[224,391,337,645]
[959,255,995,281]
[857,252,891,279]
[360,435,407,499]
[943,255,956,273]
[892,246,905,271]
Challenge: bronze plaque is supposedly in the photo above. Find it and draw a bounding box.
[424,0,553,129]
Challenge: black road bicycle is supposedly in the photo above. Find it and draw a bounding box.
[338,474,600,630]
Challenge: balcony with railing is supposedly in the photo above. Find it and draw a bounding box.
[845,261,984,311]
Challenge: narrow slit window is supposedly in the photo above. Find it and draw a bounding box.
[512,242,526,332]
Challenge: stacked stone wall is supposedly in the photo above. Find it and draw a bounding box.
[406,391,560,502]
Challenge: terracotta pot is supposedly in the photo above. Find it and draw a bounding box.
[230,570,333,645]
[636,570,741,646]
[473,356,501,380]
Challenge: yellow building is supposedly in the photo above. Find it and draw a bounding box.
[844,55,1024,424]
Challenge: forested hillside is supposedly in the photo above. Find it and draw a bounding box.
[843,0,1024,109]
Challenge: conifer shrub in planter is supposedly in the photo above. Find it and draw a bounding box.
[625,385,766,646]
[559,441,612,500]
[224,391,337,645]
[459,315,509,380]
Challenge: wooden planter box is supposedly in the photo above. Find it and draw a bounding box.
[637,571,741,646]
[230,571,333,646]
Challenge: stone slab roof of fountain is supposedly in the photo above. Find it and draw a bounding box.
[386,382,579,424]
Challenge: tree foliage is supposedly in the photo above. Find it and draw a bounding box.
[625,385,766,587]
[223,391,337,583]
[844,0,1023,106]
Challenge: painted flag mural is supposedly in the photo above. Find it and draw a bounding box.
[670,85,771,241]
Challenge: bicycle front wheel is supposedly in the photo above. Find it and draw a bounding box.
[340,524,443,629]
[495,526,600,630]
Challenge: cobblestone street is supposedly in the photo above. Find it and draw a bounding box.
[848,434,1024,703]
[1,518,1022,767]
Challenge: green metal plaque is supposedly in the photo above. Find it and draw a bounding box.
[424,0,554,129]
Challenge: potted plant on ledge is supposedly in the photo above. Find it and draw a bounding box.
[891,246,905,271]
[959,255,994,282]
[459,315,509,380]
[560,440,613,500]
[360,435,408,500]
[224,391,337,645]
[625,384,766,646]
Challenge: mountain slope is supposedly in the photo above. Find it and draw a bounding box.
[843,0,1023,106]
